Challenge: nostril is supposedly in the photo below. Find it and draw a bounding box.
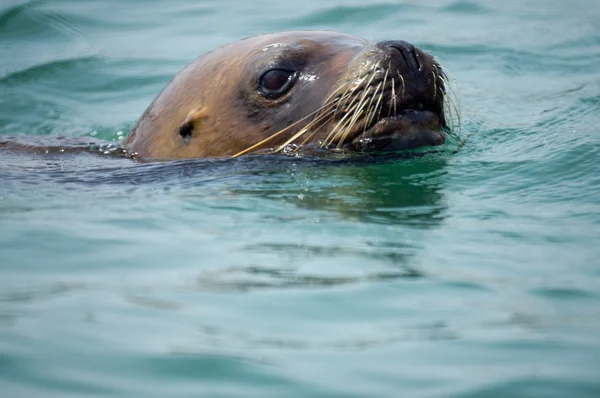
[384,40,415,54]
[379,40,421,71]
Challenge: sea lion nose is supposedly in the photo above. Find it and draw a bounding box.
[377,40,421,72]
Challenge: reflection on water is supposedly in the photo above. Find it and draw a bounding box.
[227,153,448,225]
[194,263,422,292]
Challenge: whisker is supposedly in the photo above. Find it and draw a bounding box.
[388,77,395,118]
[323,80,352,109]
[332,72,379,148]
[336,77,365,116]
[439,73,461,133]
[231,100,336,158]
[386,62,394,118]
[372,70,388,124]
[396,70,406,98]
[323,77,373,148]
[327,99,366,152]
[438,65,467,151]
[377,68,389,121]
[337,105,367,148]
[336,96,370,148]
[363,105,375,134]
[365,81,383,130]
[363,81,382,133]
[322,101,360,147]
[274,108,336,152]
[293,111,337,152]
[332,109,362,148]
[393,80,398,117]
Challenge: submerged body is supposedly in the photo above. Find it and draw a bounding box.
[125,31,451,159]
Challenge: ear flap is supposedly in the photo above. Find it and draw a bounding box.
[178,107,209,143]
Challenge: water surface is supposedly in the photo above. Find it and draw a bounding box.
[1,0,600,397]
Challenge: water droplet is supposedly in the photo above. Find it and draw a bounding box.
[282,144,298,155]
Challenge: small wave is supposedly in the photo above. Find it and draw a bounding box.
[194,264,422,292]
[0,56,100,85]
[280,3,418,28]
[0,0,42,28]
[0,0,88,40]
[441,1,491,14]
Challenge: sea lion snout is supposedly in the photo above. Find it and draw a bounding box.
[350,39,442,114]
[322,38,449,153]
[375,40,422,72]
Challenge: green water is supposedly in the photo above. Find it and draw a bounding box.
[1,0,600,397]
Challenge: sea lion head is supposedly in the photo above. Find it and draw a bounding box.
[125,31,454,159]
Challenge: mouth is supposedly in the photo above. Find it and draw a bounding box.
[342,108,445,152]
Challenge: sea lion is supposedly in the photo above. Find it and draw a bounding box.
[125,30,454,159]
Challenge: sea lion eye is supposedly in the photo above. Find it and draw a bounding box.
[259,69,297,98]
